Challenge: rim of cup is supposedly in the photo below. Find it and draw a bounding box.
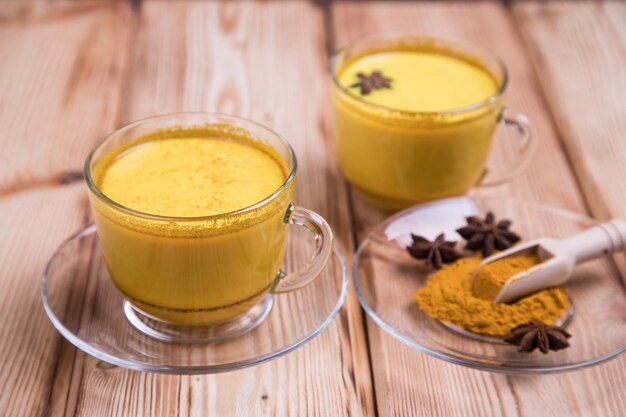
[329,32,509,117]
[84,112,297,222]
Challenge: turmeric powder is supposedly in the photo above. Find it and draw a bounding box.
[414,255,570,337]
[472,255,540,301]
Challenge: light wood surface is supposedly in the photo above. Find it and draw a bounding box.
[0,3,132,417]
[513,0,626,281]
[0,0,624,416]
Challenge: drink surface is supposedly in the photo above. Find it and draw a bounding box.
[93,136,288,218]
[338,50,498,113]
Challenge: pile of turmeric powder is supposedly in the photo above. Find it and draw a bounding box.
[414,254,570,337]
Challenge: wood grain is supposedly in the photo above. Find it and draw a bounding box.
[66,1,375,416]
[513,0,626,279]
[0,184,88,417]
[331,1,626,416]
[0,2,132,417]
[0,1,132,195]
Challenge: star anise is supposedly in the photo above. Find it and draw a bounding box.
[504,321,571,354]
[350,71,392,96]
[456,212,521,257]
[407,233,462,269]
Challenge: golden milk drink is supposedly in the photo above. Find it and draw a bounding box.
[88,128,292,325]
[332,39,503,209]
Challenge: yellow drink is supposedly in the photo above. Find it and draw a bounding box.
[88,127,293,325]
[331,37,504,209]
[337,51,497,112]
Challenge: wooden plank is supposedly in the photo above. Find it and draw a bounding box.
[331,1,626,416]
[69,1,375,416]
[0,185,87,417]
[0,1,132,196]
[0,2,133,417]
[513,0,626,278]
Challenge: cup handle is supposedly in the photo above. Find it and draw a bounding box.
[272,203,334,293]
[478,108,537,187]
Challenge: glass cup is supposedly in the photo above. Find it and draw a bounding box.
[330,34,536,210]
[84,113,333,342]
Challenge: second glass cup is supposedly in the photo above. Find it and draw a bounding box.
[330,34,536,210]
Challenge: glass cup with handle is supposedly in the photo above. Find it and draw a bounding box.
[85,113,334,342]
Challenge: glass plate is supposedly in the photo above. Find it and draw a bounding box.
[42,225,347,374]
[353,196,626,374]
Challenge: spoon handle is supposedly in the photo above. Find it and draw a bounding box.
[562,219,626,264]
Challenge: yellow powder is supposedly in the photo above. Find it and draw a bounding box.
[338,50,498,112]
[472,255,540,301]
[414,255,570,337]
[94,136,287,218]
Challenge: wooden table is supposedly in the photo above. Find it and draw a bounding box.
[1,1,625,415]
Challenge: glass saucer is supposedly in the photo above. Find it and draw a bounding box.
[42,225,347,374]
[354,196,626,374]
